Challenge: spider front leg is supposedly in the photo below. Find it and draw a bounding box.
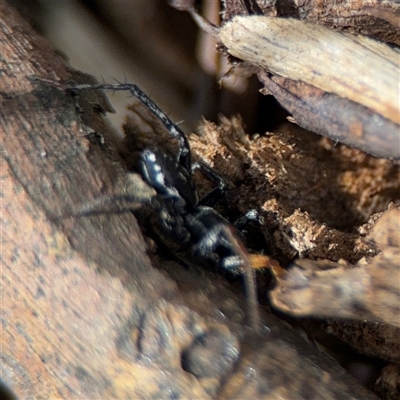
[66,83,193,172]
[192,161,228,207]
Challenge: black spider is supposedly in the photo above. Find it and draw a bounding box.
[67,83,260,329]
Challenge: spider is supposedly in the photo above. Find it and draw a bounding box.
[67,83,265,330]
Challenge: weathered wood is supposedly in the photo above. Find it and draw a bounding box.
[221,0,400,46]
[190,112,400,388]
[219,16,400,160]
[173,1,400,160]
[270,208,400,327]
[258,72,400,161]
[220,16,399,125]
[0,2,382,399]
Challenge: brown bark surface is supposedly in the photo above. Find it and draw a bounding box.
[1,2,384,399]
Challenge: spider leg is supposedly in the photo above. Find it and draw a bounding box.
[63,81,261,330]
[192,161,228,207]
[66,83,192,172]
[186,206,260,330]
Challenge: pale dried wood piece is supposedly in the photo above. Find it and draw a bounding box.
[219,16,400,126]
[221,0,400,46]
[174,3,400,159]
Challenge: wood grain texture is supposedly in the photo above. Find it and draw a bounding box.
[219,16,399,126]
[221,0,400,46]
[258,72,400,161]
[0,1,382,398]
[175,1,400,160]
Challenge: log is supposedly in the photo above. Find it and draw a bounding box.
[0,2,380,398]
